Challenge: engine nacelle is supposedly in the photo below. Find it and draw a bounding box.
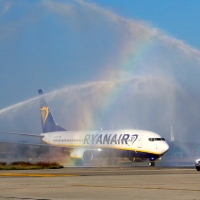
[70,147,93,163]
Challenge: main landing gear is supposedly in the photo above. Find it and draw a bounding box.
[149,161,155,167]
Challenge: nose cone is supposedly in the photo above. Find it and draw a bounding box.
[161,142,169,154]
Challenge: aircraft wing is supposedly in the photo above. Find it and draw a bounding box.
[0,140,52,147]
[0,140,74,148]
[0,131,43,137]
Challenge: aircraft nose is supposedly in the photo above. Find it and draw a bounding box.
[162,142,169,154]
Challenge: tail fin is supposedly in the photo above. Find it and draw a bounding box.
[38,89,66,133]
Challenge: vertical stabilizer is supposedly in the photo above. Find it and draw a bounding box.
[38,89,66,133]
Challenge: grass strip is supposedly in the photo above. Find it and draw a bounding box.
[0,161,63,170]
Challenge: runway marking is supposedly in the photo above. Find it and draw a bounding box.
[0,183,200,192]
[0,173,79,177]
[0,196,50,200]
[71,184,200,192]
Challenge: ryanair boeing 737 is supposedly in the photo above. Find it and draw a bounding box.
[1,89,169,166]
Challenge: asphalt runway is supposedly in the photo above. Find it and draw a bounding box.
[0,167,199,200]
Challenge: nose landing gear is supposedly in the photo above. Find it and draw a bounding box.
[149,161,155,167]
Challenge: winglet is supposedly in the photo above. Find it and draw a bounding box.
[38,89,44,95]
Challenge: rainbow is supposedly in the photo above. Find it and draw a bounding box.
[82,32,155,131]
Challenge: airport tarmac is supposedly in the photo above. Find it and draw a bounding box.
[0,167,200,200]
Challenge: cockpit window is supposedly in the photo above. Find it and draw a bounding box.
[148,138,165,142]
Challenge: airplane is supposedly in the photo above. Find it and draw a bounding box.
[1,89,169,166]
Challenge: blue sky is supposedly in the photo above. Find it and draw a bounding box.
[1,0,200,142]
[92,0,200,48]
[0,0,200,109]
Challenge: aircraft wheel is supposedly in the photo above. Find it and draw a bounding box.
[149,161,155,167]
[196,166,200,171]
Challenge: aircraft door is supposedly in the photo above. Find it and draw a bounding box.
[137,135,143,148]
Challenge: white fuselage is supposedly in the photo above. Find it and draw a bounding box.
[41,129,169,156]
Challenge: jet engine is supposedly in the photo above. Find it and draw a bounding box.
[70,147,94,163]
